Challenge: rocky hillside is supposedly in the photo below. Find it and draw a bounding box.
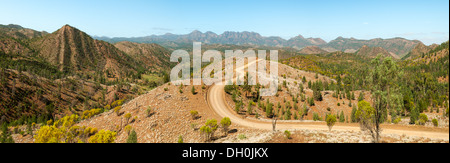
[0,67,140,124]
[402,42,439,60]
[356,45,395,59]
[0,24,48,41]
[410,41,449,65]
[0,24,174,125]
[298,46,329,54]
[30,25,143,77]
[0,37,34,56]
[114,41,173,72]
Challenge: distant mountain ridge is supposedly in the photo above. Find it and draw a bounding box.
[94,31,327,49]
[95,31,422,56]
[322,37,422,57]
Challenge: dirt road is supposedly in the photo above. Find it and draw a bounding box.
[207,59,449,141]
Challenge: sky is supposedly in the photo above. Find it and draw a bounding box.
[0,0,448,45]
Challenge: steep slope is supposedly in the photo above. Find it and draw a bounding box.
[298,46,329,54]
[114,41,173,72]
[356,45,396,59]
[410,41,449,65]
[402,42,438,60]
[0,24,45,56]
[0,37,34,56]
[30,25,141,77]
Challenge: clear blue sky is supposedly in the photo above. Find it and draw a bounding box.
[1,0,448,45]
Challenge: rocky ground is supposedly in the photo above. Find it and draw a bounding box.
[217,129,449,143]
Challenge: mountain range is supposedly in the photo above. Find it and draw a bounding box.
[95,30,423,57]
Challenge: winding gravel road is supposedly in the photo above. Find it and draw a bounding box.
[207,59,449,141]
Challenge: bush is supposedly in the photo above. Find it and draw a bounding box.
[190,110,199,120]
[432,119,438,127]
[393,117,402,124]
[191,86,196,95]
[409,107,419,124]
[199,126,212,141]
[418,113,428,125]
[284,130,291,139]
[326,115,337,131]
[309,97,315,106]
[124,125,132,135]
[238,134,247,140]
[164,88,168,91]
[126,130,137,143]
[224,84,234,95]
[339,111,345,123]
[351,106,357,123]
[82,108,102,120]
[205,119,218,132]
[313,113,321,121]
[114,106,122,116]
[124,113,132,124]
[235,101,242,114]
[88,130,117,143]
[220,117,232,136]
[178,135,184,143]
[111,100,124,108]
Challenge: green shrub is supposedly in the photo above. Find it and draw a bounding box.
[339,111,345,123]
[126,130,137,143]
[326,115,337,131]
[190,110,199,120]
[220,117,232,136]
[313,113,321,121]
[238,134,247,140]
[284,130,291,139]
[409,107,419,124]
[393,117,402,124]
[432,119,438,127]
[418,113,428,125]
[351,106,357,123]
[191,86,196,95]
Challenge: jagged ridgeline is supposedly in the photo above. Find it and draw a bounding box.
[0,24,174,124]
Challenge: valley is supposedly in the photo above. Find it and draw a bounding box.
[0,24,448,143]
